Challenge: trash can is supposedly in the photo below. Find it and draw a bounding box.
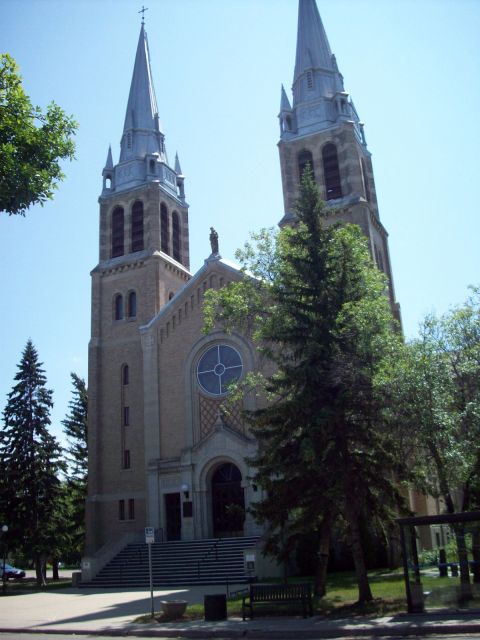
[204,593,227,621]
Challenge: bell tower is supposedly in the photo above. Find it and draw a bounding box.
[85,22,191,555]
[279,0,399,318]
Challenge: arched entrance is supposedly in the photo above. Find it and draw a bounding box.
[211,462,245,537]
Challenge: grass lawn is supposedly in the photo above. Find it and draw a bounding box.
[0,577,72,595]
[135,568,409,623]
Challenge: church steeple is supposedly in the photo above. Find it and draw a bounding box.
[120,23,166,164]
[103,23,184,199]
[96,21,190,270]
[278,0,400,319]
[281,0,359,141]
[294,0,334,81]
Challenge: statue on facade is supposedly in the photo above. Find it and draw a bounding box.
[210,227,219,255]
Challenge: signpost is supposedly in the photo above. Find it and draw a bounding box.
[145,527,155,618]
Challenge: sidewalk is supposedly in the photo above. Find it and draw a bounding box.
[1,584,480,638]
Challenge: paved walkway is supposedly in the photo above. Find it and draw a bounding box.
[1,583,480,638]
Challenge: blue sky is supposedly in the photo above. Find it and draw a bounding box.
[1,0,479,446]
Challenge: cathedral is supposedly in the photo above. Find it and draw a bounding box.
[83,0,399,578]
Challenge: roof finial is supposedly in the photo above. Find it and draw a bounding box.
[138,5,148,25]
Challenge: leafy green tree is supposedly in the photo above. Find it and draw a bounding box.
[381,288,480,595]
[0,54,77,216]
[0,340,65,585]
[62,373,88,562]
[204,169,407,602]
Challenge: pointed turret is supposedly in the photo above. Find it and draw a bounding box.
[105,145,113,170]
[102,145,114,193]
[174,153,183,176]
[279,85,295,136]
[280,85,292,112]
[175,152,186,201]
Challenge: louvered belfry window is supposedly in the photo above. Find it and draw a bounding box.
[131,201,144,252]
[111,207,124,257]
[161,203,169,254]
[172,211,181,262]
[322,143,342,200]
[298,150,314,182]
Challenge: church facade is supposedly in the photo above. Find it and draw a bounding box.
[84,0,399,568]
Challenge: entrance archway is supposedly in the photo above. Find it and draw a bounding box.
[211,462,245,537]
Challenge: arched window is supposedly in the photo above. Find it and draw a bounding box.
[114,294,124,320]
[111,207,124,257]
[122,364,129,385]
[322,143,342,200]
[361,158,371,202]
[161,203,169,255]
[211,463,245,537]
[298,150,314,183]
[131,201,144,252]
[128,291,137,318]
[172,211,181,262]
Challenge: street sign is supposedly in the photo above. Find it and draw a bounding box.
[144,527,155,618]
[145,527,155,544]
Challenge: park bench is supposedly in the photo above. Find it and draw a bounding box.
[242,582,313,619]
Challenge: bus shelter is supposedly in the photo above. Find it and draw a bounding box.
[397,511,480,613]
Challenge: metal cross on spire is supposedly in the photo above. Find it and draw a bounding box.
[138,5,149,25]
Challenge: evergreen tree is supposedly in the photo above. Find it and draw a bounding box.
[0,339,65,585]
[204,169,407,602]
[62,373,88,562]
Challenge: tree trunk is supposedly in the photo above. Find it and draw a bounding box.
[471,528,480,583]
[387,523,402,569]
[344,502,373,603]
[35,555,47,587]
[314,511,333,597]
[454,526,473,602]
[52,558,59,580]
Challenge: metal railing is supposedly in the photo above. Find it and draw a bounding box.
[197,538,221,579]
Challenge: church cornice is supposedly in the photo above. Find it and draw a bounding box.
[92,249,192,279]
[91,256,146,277]
[99,180,188,209]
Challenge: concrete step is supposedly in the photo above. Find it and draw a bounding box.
[82,535,260,588]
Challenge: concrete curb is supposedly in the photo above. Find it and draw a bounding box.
[2,622,480,638]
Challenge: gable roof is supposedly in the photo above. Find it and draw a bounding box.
[140,255,242,334]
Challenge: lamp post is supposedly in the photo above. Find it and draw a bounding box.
[1,524,8,594]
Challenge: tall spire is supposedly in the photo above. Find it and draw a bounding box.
[119,23,165,163]
[101,22,185,199]
[291,0,344,108]
[294,0,333,82]
[280,0,361,142]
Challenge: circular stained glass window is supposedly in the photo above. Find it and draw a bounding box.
[197,345,243,396]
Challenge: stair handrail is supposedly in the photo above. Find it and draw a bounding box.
[197,538,221,578]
